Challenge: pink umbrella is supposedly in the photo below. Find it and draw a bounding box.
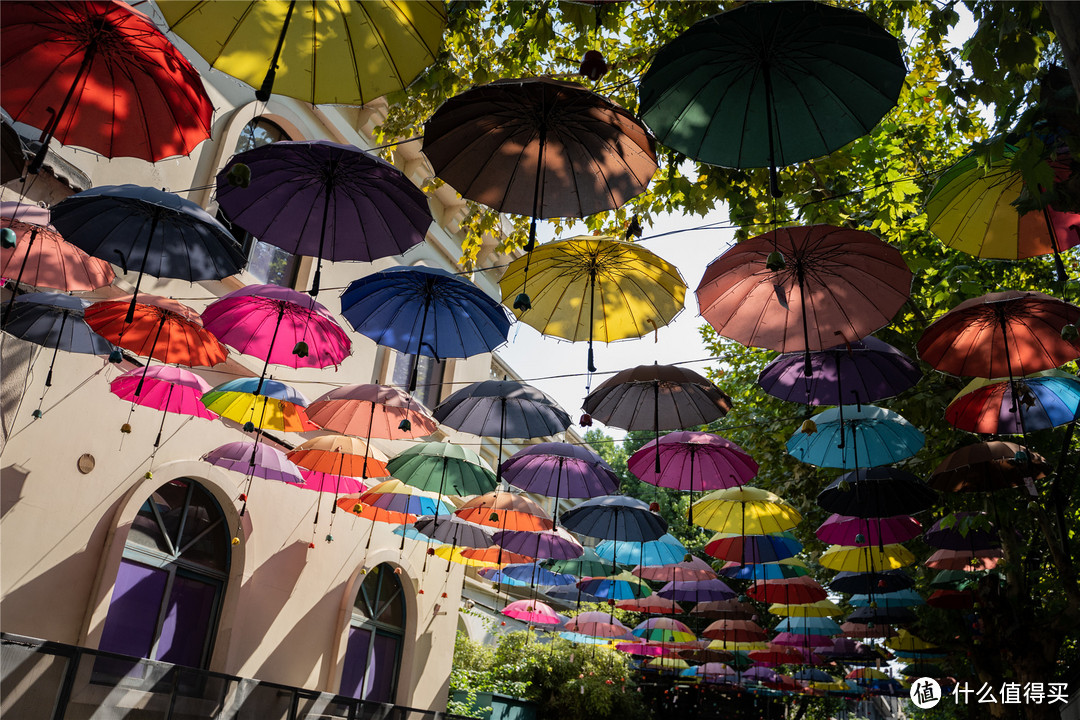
[502,599,562,626]
[633,555,717,583]
[564,611,631,639]
[628,431,757,523]
[616,596,684,615]
[816,513,922,546]
[306,383,438,439]
[925,547,1002,571]
[109,365,216,450]
[296,468,369,495]
[202,441,305,485]
[616,641,669,657]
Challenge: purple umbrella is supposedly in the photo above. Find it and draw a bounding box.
[503,442,620,513]
[494,527,584,560]
[216,140,433,296]
[773,632,834,649]
[656,577,736,603]
[739,667,779,684]
[203,440,305,484]
[816,513,922,546]
[758,335,921,405]
[924,512,999,551]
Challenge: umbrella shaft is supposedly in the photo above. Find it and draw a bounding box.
[29,39,98,175]
[45,310,69,387]
[4,228,38,323]
[257,0,297,102]
[255,303,286,396]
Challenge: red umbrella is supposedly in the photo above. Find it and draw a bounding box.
[749,644,807,666]
[1,202,114,294]
[697,225,911,371]
[1,1,213,173]
[747,576,828,605]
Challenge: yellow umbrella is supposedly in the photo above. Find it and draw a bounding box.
[885,630,939,653]
[768,599,843,617]
[706,638,770,652]
[435,544,500,569]
[645,656,691,671]
[691,486,802,535]
[159,1,446,104]
[819,544,915,572]
[498,235,686,372]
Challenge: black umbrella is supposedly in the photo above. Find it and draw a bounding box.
[829,570,913,595]
[846,606,917,626]
[817,467,938,519]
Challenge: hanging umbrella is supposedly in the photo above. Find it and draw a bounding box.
[497,235,684,371]
[434,545,499,569]
[924,513,999,551]
[747,576,827,605]
[846,606,918,626]
[638,1,904,196]
[563,611,631,639]
[202,285,351,388]
[819,638,892,664]
[719,558,810,581]
[656,578,736,603]
[305,384,438,440]
[925,548,1002,571]
[925,142,1080,278]
[702,619,769,644]
[110,365,216,448]
[288,435,389,487]
[885,631,939,654]
[456,491,553,532]
[817,468,938,518]
[51,186,245,324]
[1,202,114,294]
[616,596,685,615]
[697,226,911,373]
[502,600,562,626]
[481,563,576,588]
[544,548,616,578]
[691,486,802,536]
[829,570,913,595]
[771,633,834,650]
[703,531,802,564]
[848,589,925,607]
[633,556,717,583]
[461,546,534,567]
[216,140,432,295]
[595,534,687,568]
[926,590,975,610]
[388,442,497,497]
[576,571,652,601]
[558,631,613,646]
[1,0,213,172]
[819,544,916,572]
[917,291,1080,379]
[544,586,602,605]
[503,442,621,518]
[414,515,495,570]
[562,496,668,544]
[632,618,696,644]
[340,266,512,392]
[846,668,890,683]
[159,1,445,104]
[945,372,1080,435]
[493,528,583,561]
[616,641,670,657]
[677,651,737,667]
[201,378,316,433]
[758,335,921,407]
[768,599,844,618]
[774,617,843,636]
[86,295,227,368]
[787,405,925,469]
[203,441,305,485]
[1,118,24,183]
[628,432,756,522]
[816,513,922,546]
[690,600,755,620]
[929,441,1050,492]
[644,657,692,673]
[748,645,807,667]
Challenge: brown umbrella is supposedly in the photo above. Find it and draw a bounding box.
[690,599,756,620]
[917,291,1080,379]
[702,619,770,643]
[697,225,911,375]
[841,622,898,639]
[583,363,732,471]
[929,441,1049,493]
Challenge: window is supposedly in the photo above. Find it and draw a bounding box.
[221,118,299,287]
[98,479,229,669]
[340,564,406,702]
[391,351,446,409]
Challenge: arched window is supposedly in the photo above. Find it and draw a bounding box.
[340,564,406,702]
[222,117,299,287]
[97,478,230,669]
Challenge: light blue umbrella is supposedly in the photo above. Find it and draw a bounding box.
[543,585,602,604]
[559,631,610,645]
[849,589,924,607]
[775,616,843,635]
[719,560,810,580]
[596,533,686,567]
[786,405,925,469]
[480,563,576,587]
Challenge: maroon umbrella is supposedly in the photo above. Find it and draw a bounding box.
[928,441,1049,493]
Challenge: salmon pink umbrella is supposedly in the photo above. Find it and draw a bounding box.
[456,491,553,532]
[1,202,114,296]
[110,365,216,448]
[616,596,684,615]
[925,548,1002,571]
[306,383,438,440]
[564,611,631,639]
[502,600,562,626]
[633,555,717,583]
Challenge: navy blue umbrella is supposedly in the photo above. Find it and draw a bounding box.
[846,606,917,626]
[340,266,511,392]
[51,185,245,323]
[817,467,937,519]
[562,495,667,580]
[829,570,913,595]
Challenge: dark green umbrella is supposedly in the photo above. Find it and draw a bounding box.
[386,442,497,499]
[638,1,905,196]
[543,547,616,578]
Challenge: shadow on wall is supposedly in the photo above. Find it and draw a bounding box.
[0,337,37,444]
[0,546,101,645]
[0,464,28,517]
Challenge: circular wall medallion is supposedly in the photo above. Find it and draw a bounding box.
[77,454,95,474]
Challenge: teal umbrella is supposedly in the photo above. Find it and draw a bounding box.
[638,1,905,196]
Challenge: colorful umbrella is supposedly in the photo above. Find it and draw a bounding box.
[917,291,1080,379]
[748,645,807,667]
[434,545,497,569]
[305,384,437,440]
[576,571,652,600]
[160,1,446,104]
[202,441,305,485]
[340,266,512,392]
[493,528,583,561]
[616,641,670,657]
[704,531,802,564]
[885,631,938,654]
[52,186,245,324]
[819,544,916,572]
[632,618,696,644]
[817,467,937,518]
[502,442,620,510]
[595,534,687,568]
[638,2,904,195]
[388,443,496,498]
[945,372,1080,435]
[691,486,802,536]
[772,632,833,650]
[481,563,576,588]
[816,514,922,546]
[201,378,316,433]
[288,435,388,487]
[787,405,925,469]
[1,202,114,294]
[110,365,216,447]
[502,600,562,626]
[697,226,911,370]
[1,0,213,171]
[929,440,1050,492]
[719,558,810,581]
[456,491,553,532]
[86,294,227,368]
[497,235,684,371]
[216,140,432,295]
[616,597,685,615]
[656,578,736,603]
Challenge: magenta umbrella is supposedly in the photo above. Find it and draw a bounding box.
[202,441,305,485]
[616,641,669,657]
[494,527,584,560]
[109,365,216,450]
[816,514,922,546]
[502,599,562,626]
[773,632,834,649]
[296,468,369,495]
[628,431,756,523]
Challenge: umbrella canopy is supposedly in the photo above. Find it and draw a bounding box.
[498,235,684,371]
[917,291,1080,379]
[577,571,652,600]
[748,645,807,667]
[769,599,844,617]
[1,202,114,292]
[616,641,669,657]
[1,119,24,183]
[203,441,304,485]
[643,656,692,673]
[297,468,368,496]
[201,284,351,372]
[704,531,802,564]
[885,631,939,653]
[413,515,494,549]
[561,495,668,543]
[787,405,925,469]
[564,611,631,639]
[616,596,685,615]
[846,606,918,626]
[816,514,922,546]
[201,378,316,433]
[690,600,755,620]
[925,548,1002,571]
[719,559,810,581]
[386,442,497,497]
[3,292,112,360]
[633,556,717,583]
[86,294,227,367]
[817,468,938,518]
[929,440,1050,492]
[697,226,911,359]
[287,435,389,482]
[159,1,446,105]
[359,479,451,518]
[628,431,757,493]
[340,266,511,390]
[502,600,562,626]
[503,442,620,502]
[216,140,432,295]
[702,619,769,644]
[435,545,497,569]
[434,380,570,440]
[110,365,216,421]
[747,576,827,605]
[683,662,738,679]
[306,384,438,440]
[544,586,602,605]
[493,528,583,561]
[632,618,696,644]
[772,632,834,650]
[656,578,736,603]
[545,548,616,578]
[456,491,553,532]
[924,513,999,551]
[830,570,913,595]
[691,486,802,535]
[461,546,534,566]
[638,1,904,194]
[926,589,975,609]
[945,372,1080,435]
[595,534,686,567]
[774,617,843,635]
[583,363,732,433]
[819,544,916,572]
[1,0,213,169]
[849,589,925,608]
[759,336,920,406]
[481,563,575,588]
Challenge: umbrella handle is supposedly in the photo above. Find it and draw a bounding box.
[256,0,297,102]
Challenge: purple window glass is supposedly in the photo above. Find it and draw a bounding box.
[156,575,218,667]
[365,632,399,703]
[98,559,168,659]
[340,627,372,699]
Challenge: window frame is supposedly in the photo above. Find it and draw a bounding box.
[342,564,406,702]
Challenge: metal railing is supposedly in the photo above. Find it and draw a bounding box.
[1,633,470,720]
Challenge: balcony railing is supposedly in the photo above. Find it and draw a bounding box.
[1,633,467,720]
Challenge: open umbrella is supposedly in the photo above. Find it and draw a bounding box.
[493,528,583,561]
[817,468,937,518]
[564,612,631,640]
[633,556,716,583]
[563,495,667,587]
[497,235,684,371]
[288,435,388,487]
[1,202,114,295]
[1,1,213,172]
[413,515,494,570]
[638,1,904,196]
[616,597,685,615]
[719,558,810,581]
[306,384,438,440]
[925,548,1002,571]
[924,513,999,551]
[461,546,534,567]
[502,600,562,626]
[86,294,227,370]
[481,563,576,588]
[929,441,1050,492]
[945,372,1080,435]
[747,576,827,605]
[201,378,316,433]
[203,441,305,485]
[704,531,802,564]
[819,544,916,572]
[816,514,922,546]
[830,570,913,595]
[596,533,687,568]
[848,589,925,607]
[502,442,621,518]
[787,405,925,468]
[387,442,497,515]
[702,619,769,644]
[848,607,917,627]
[769,599,843,617]
[456,491,553,532]
[576,571,652,601]
[691,486,802,536]
[690,600,755,620]
[159,1,446,104]
[340,266,512,392]
[109,365,216,449]
[216,140,432,295]
[697,226,911,373]
[632,618,696,644]
[656,578,736,603]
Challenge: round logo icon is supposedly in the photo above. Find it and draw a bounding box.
[910,677,942,709]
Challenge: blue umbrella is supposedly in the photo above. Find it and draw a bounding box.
[393,524,441,544]
[480,563,576,587]
[340,266,511,391]
[543,585,602,605]
[656,577,735,602]
[787,405,925,469]
[559,631,610,645]
[51,185,245,323]
[576,571,652,600]
[849,589,924,607]
[719,560,810,581]
[792,668,836,683]
[596,533,686,567]
[775,616,842,635]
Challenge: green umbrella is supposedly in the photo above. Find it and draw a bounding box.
[638,1,905,196]
[543,547,617,577]
[386,442,497,499]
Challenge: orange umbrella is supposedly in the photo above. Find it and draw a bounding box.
[85,294,226,367]
[287,434,389,481]
[306,383,438,439]
[455,491,553,531]
[1,202,114,293]
[461,546,534,566]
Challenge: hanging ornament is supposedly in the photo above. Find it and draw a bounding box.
[579,50,608,81]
